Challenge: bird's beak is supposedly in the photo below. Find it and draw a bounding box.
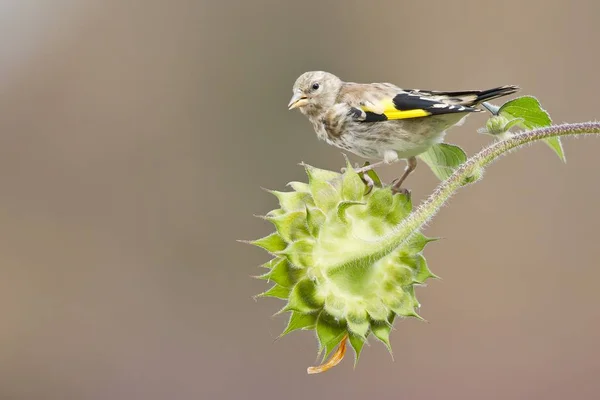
[288,92,308,110]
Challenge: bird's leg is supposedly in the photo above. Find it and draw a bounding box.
[342,151,402,194]
[391,156,417,195]
[351,151,402,194]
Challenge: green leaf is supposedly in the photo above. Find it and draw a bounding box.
[259,258,281,269]
[264,258,303,288]
[304,164,342,212]
[250,232,287,253]
[541,137,565,162]
[418,143,467,181]
[498,96,565,162]
[348,333,366,366]
[387,290,416,317]
[342,165,365,201]
[365,300,390,321]
[257,284,290,300]
[287,181,310,192]
[305,206,326,237]
[316,313,347,359]
[337,200,365,224]
[402,286,423,319]
[404,254,438,283]
[277,238,315,268]
[311,182,339,212]
[269,190,314,212]
[286,278,324,313]
[266,210,310,242]
[386,191,412,225]
[346,310,369,338]
[371,315,394,354]
[303,164,341,182]
[389,265,415,286]
[281,312,317,336]
[265,209,285,218]
[366,187,393,218]
[499,96,551,129]
[403,232,436,254]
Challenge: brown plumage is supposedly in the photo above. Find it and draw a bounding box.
[288,71,519,191]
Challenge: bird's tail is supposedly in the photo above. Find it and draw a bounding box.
[472,85,520,105]
[423,85,520,107]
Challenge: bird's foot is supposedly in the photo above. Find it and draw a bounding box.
[390,179,411,198]
[354,162,381,174]
[341,161,384,195]
[392,186,411,197]
[339,167,374,194]
[359,172,375,195]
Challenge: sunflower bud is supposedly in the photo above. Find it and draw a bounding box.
[250,163,438,372]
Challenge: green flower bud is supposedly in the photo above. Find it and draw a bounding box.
[249,164,438,373]
[486,115,512,135]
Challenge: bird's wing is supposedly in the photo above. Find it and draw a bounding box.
[414,85,519,106]
[339,83,498,123]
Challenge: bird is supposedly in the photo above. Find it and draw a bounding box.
[288,71,519,192]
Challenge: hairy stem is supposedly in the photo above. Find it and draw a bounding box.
[384,122,600,249]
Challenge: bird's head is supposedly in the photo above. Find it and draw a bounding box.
[288,71,343,114]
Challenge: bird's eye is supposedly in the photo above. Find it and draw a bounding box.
[312,82,320,91]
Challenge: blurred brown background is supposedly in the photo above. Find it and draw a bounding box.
[0,1,598,399]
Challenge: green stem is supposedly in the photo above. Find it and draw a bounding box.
[384,122,600,249]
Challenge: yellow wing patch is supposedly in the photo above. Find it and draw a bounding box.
[383,108,431,119]
[361,98,432,120]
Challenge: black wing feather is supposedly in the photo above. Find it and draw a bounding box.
[393,92,479,115]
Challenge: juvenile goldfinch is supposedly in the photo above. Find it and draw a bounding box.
[288,71,519,192]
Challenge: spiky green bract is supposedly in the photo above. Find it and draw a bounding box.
[252,163,437,365]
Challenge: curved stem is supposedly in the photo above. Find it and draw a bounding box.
[384,122,600,249]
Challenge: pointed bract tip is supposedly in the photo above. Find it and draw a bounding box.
[278,304,292,315]
[409,312,426,322]
[298,161,313,171]
[341,153,354,170]
[252,271,270,281]
[429,272,442,280]
[272,308,288,318]
[426,236,444,242]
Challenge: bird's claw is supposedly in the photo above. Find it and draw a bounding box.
[390,178,411,198]
[359,172,375,195]
[392,186,411,198]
